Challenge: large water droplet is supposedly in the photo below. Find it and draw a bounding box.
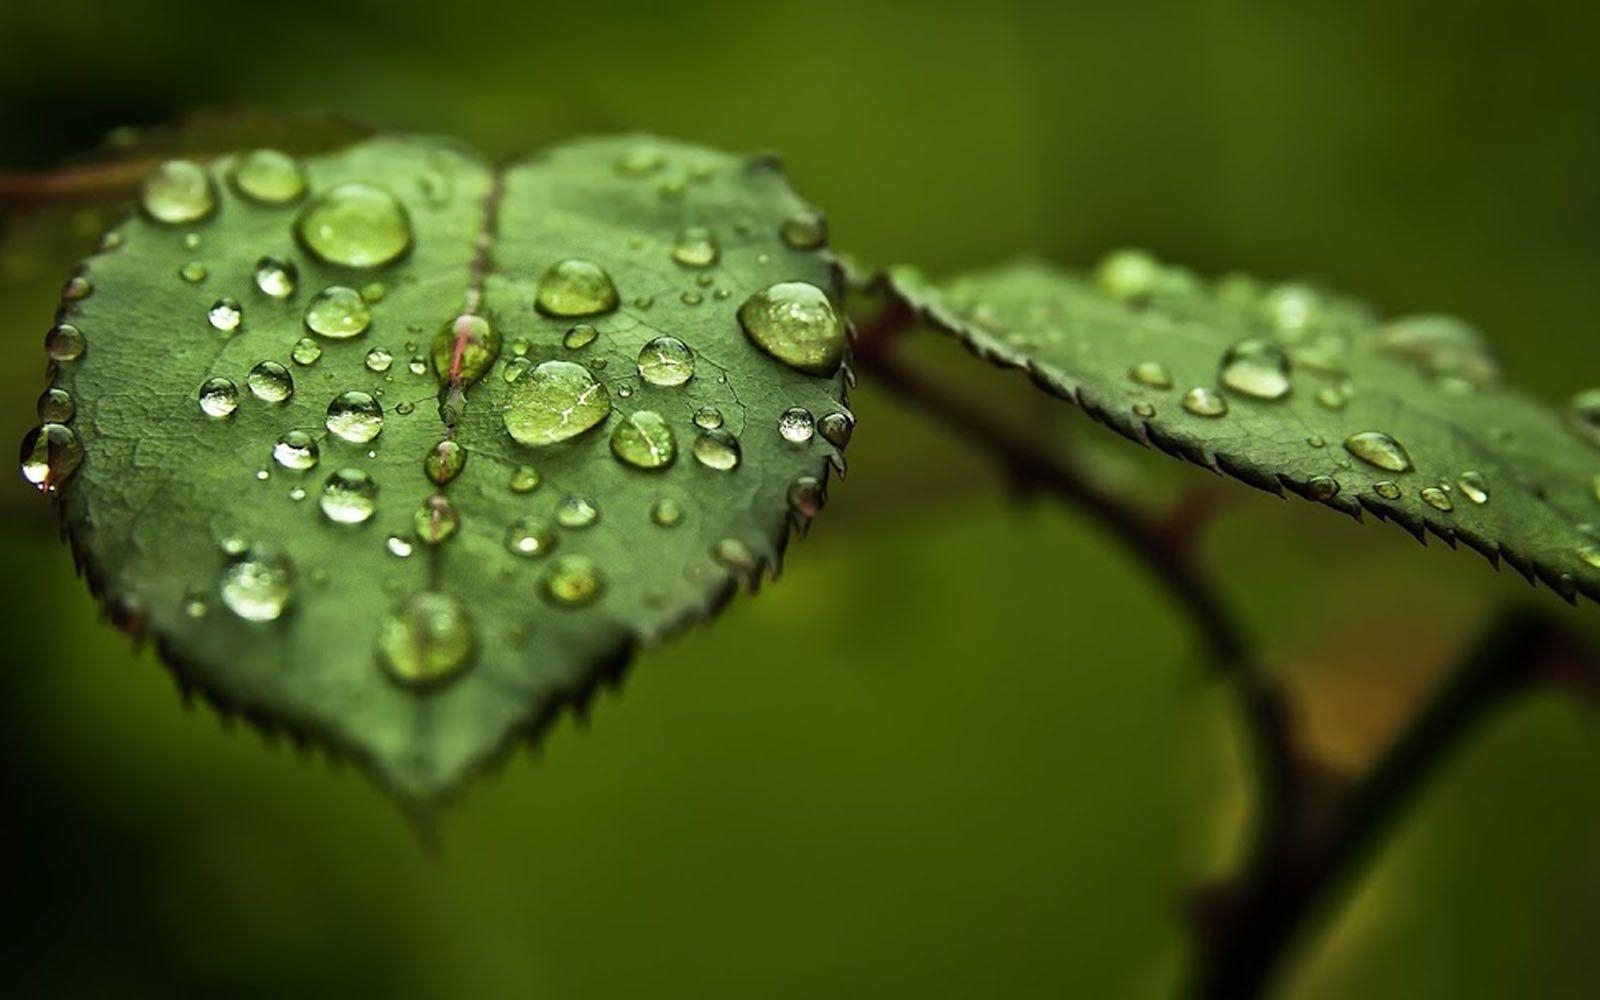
[543,555,603,606]
[219,547,294,622]
[325,390,383,443]
[818,411,854,447]
[1182,386,1228,417]
[231,149,306,205]
[1219,338,1291,400]
[273,430,319,470]
[670,227,719,267]
[45,323,85,361]
[636,335,695,387]
[320,468,378,524]
[254,256,297,298]
[1343,431,1413,473]
[693,429,742,470]
[505,517,557,558]
[379,592,475,687]
[141,160,215,224]
[424,439,466,485]
[778,407,815,443]
[738,281,844,376]
[1568,388,1600,448]
[304,285,372,339]
[198,377,239,418]
[429,314,500,386]
[295,183,413,268]
[535,259,619,317]
[19,423,82,491]
[414,496,459,544]
[247,361,294,403]
[610,410,677,470]
[502,360,612,445]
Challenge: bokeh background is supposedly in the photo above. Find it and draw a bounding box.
[4,1,1600,996]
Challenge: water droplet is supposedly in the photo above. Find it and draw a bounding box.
[693,429,742,470]
[291,337,323,365]
[1343,431,1413,473]
[505,517,557,558]
[247,361,294,403]
[681,290,703,306]
[615,147,665,176]
[693,405,725,430]
[231,149,306,205]
[206,298,242,333]
[320,468,378,524]
[254,256,297,299]
[779,212,827,250]
[1579,544,1600,570]
[1130,361,1173,389]
[295,183,413,268]
[273,430,319,470]
[1568,388,1600,448]
[1132,402,1156,419]
[219,547,294,622]
[778,407,815,443]
[788,476,824,517]
[140,160,216,224]
[386,535,413,558]
[44,323,85,361]
[1220,338,1291,400]
[414,496,460,544]
[304,285,372,339]
[509,466,541,494]
[424,439,466,485]
[503,357,532,383]
[179,260,208,284]
[563,323,599,349]
[62,275,92,300]
[365,347,393,373]
[1457,471,1490,504]
[535,258,619,317]
[1261,284,1319,336]
[502,360,612,445]
[738,282,844,376]
[19,423,82,491]
[379,592,475,687]
[183,590,209,618]
[1181,386,1228,417]
[430,314,500,386]
[1095,249,1161,301]
[610,410,677,470]
[818,411,854,447]
[1420,486,1453,512]
[1373,481,1402,500]
[555,494,599,528]
[407,355,426,375]
[37,388,74,422]
[650,497,683,527]
[637,335,695,386]
[543,555,603,606]
[325,390,383,443]
[198,377,239,418]
[670,227,719,267]
[712,538,758,575]
[1306,476,1340,501]
[1314,386,1347,411]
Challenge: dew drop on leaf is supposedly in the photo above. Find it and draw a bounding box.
[320,468,378,524]
[272,430,319,471]
[555,494,600,528]
[179,261,208,284]
[386,535,413,558]
[208,298,243,333]
[563,323,599,350]
[779,212,827,250]
[1219,338,1291,400]
[219,547,295,622]
[692,429,742,470]
[231,149,307,205]
[535,259,620,317]
[670,227,719,267]
[424,440,466,485]
[140,160,216,225]
[366,348,393,372]
[413,496,460,544]
[543,555,603,606]
[778,407,815,443]
[817,411,854,447]
[693,405,724,430]
[247,361,294,403]
[509,465,541,493]
[198,377,239,418]
[44,323,85,361]
[1457,471,1490,504]
[254,256,298,298]
[429,314,500,386]
[1095,249,1161,301]
[37,388,74,423]
[712,537,758,574]
[610,410,677,470]
[504,517,557,558]
[738,281,844,376]
[1306,476,1340,501]
[1420,486,1454,512]
[295,183,413,268]
[1343,431,1413,473]
[304,285,372,339]
[1374,481,1403,500]
[379,592,475,688]
[650,497,683,527]
[19,423,82,492]
[325,390,383,443]
[291,337,323,365]
[1129,361,1173,389]
[1181,386,1228,418]
[502,360,612,445]
[787,476,824,517]
[636,335,695,387]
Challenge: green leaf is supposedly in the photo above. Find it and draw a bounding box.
[885,253,1600,604]
[27,134,851,802]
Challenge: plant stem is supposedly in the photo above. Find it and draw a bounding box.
[0,160,157,206]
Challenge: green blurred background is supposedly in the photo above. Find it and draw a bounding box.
[4,1,1600,996]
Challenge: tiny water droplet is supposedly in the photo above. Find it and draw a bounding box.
[1130,361,1173,389]
[365,347,393,372]
[1306,476,1340,501]
[543,555,603,606]
[360,282,386,303]
[535,259,619,317]
[219,547,294,622]
[291,337,323,365]
[693,405,724,430]
[693,429,742,470]
[424,439,466,485]
[207,298,243,333]
[1420,486,1453,512]
[610,410,677,470]
[141,160,216,224]
[273,430,319,470]
[739,282,844,376]
[295,183,413,268]
[502,361,612,445]
[37,388,75,422]
[325,390,383,443]
[1220,338,1291,400]
[1457,471,1490,504]
[62,275,92,300]
[320,468,378,524]
[818,411,854,447]
[254,256,298,299]
[45,323,85,361]
[247,361,294,403]
[671,226,719,267]
[779,212,827,250]
[179,260,208,284]
[198,377,239,418]
[231,149,306,205]
[1179,386,1227,417]
[555,494,599,528]
[304,285,372,338]
[509,465,541,493]
[1132,402,1156,419]
[637,335,695,386]
[1343,431,1413,473]
[650,497,683,527]
[505,517,557,558]
[1314,386,1347,411]
[778,407,815,443]
[379,592,475,687]
[712,538,758,575]
[1374,481,1402,500]
[19,423,82,491]
[563,323,599,350]
[615,147,665,176]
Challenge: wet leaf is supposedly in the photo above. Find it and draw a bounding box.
[26,134,849,802]
[885,254,1600,604]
